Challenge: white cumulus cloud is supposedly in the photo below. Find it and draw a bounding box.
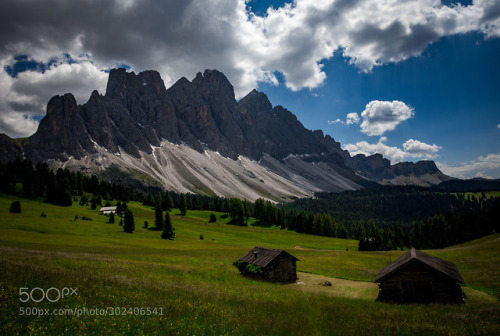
[0,59,107,137]
[344,137,406,163]
[328,119,342,124]
[402,139,441,159]
[346,112,360,125]
[0,0,499,137]
[360,100,414,136]
[437,153,500,179]
[345,137,441,163]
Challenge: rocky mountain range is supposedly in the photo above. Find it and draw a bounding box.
[1,68,452,200]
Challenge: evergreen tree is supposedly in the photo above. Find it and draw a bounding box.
[253,198,266,221]
[321,214,333,237]
[180,194,187,216]
[76,172,84,196]
[57,177,73,206]
[55,169,72,206]
[108,212,115,224]
[45,174,57,204]
[123,209,135,233]
[209,214,217,223]
[312,214,322,235]
[9,201,21,213]
[229,198,245,225]
[295,212,305,233]
[143,192,155,206]
[288,209,298,231]
[155,191,162,208]
[278,208,287,230]
[221,198,229,214]
[338,223,348,239]
[243,200,250,225]
[394,226,404,249]
[155,204,164,230]
[165,192,173,211]
[22,166,34,198]
[161,212,175,239]
[115,201,122,214]
[91,197,97,210]
[266,201,277,224]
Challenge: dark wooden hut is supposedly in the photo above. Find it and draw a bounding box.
[236,246,299,282]
[374,248,466,303]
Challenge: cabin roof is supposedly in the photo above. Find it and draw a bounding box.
[374,248,464,284]
[99,206,117,211]
[239,246,299,268]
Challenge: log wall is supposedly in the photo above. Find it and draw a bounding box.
[377,262,464,303]
[266,255,297,283]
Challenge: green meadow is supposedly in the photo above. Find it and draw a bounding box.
[0,194,499,335]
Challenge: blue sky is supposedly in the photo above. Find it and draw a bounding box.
[257,30,500,178]
[0,0,499,178]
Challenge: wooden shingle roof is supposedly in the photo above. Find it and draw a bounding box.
[374,248,464,284]
[239,246,299,268]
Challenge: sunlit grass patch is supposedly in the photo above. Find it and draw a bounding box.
[1,194,499,335]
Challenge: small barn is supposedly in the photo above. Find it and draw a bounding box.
[235,246,299,283]
[99,206,117,215]
[374,248,466,303]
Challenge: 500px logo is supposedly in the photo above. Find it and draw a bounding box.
[19,287,78,303]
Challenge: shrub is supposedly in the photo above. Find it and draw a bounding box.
[245,264,267,277]
[9,201,21,213]
[232,260,267,278]
[209,214,216,223]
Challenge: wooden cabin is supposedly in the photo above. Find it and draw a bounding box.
[236,246,299,283]
[374,248,466,303]
[99,206,117,215]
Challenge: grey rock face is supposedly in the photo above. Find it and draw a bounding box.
[0,134,23,163]
[5,68,450,193]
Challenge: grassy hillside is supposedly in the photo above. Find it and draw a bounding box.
[0,194,499,335]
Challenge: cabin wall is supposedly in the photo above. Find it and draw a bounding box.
[265,256,297,283]
[377,263,464,303]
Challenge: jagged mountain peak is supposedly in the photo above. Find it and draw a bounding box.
[192,69,235,101]
[7,67,452,199]
[239,89,273,114]
[42,93,78,132]
[105,68,166,101]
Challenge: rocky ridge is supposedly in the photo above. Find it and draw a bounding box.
[2,68,452,199]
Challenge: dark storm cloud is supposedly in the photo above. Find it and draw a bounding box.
[0,0,499,137]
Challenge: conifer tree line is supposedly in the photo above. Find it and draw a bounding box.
[0,159,141,205]
[2,159,499,251]
[290,186,500,251]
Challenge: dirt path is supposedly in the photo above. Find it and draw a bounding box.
[287,272,378,300]
[289,272,498,303]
